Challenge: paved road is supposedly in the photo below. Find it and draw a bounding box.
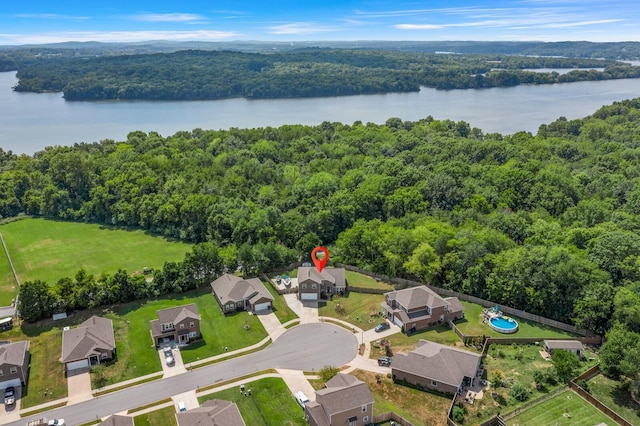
[11,323,357,426]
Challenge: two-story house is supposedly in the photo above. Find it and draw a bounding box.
[0,340,30,391]
[211,274,274,314]
[150,304,201,347]
[381,285,464,334]
[297,267,346,302]
[176,399,246,426]
[62,315,116,373]
[305,373,374,426]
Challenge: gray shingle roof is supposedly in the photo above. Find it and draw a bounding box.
[210,274,273,305]
[176,399,245,426]
[157,304,201,324]
[62,316,115,363]
[385,286,449,311]
[392,340,481,388]
[0,340,29,367]
[99,415,134,426]
[297,267,346,288]
[544,340,584,351]
[314,374,373,419]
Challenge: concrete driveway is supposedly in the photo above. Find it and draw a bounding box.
[160,347,186,378]
[277,369,317,402]
[284,293,318,324]
[256,311,287,341]
[1,385,21,423]
[66,368,93,404]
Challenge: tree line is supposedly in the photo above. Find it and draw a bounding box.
[9,49,638,100]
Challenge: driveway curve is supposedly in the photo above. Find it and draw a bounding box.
[12,323,358,426]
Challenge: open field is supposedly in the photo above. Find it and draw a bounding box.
[352,369,451,426]
[588,373,640,425]
[318,291,385,331]
[198,377,306,425]
[454,301,579,339]
[264,280,298,324]
[0,218,191,283]
[508,389,613,425]
[344,270,394,291]
[134,406,177,426]
[0,243,17,306]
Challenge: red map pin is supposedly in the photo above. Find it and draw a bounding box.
[311,246,329,273]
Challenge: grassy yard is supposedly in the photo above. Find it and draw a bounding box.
[134,406,177,426]
[454,301,579,339]
[370,324,464,359]
[0,244,17,306]
[344,270,394,291]
[351,369,451,426]
[0,218,190,284]
[318,291,386,331]
[198,377,306,425]
[264,280,298,324]
[93,288,267,387]
[508,389,613,425]
[587,373,640,425]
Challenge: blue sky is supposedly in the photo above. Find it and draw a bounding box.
[0,0,638,45]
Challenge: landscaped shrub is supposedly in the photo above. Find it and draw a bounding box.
[319,365,340,382]
[452,405,466,422]
[510,383,529,402]
[576,379,590,393]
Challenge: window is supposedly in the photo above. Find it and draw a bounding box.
[362,405,367,412]
[10,367,17,374]
[189,331,197,338]
[101,353,109,359]
[190,321,195,327]
[363,416,369,423]
[312,283,317,289]
[431,380,438,387]
[180,323,185,329]
[301,283,307,289]
[162,322,174,331]
[0,369,3,376]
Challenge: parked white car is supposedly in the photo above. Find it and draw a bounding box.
[295,391,309,408]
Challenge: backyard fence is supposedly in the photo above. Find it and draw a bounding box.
[335,263,599,338]
[372,412,416,426]
[345,285,388,295]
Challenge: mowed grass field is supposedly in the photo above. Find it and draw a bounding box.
[0,218,191,284]
[0,245,18,306]
[508,390,613,425]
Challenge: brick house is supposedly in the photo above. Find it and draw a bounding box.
[0,340,30,391]
[150,304,201,347]
[381,286,464,334]
[305,373,374,426]
[62,315,116,373]
[297,267,346,302]
[211,274,274,314]
[392,340,482,395]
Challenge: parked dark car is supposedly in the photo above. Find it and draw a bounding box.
[164,348,175,366]
[378,356,392,366]
[374,322,390,332]
[4,386,15,406]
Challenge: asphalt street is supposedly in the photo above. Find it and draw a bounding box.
[12,322,358,426]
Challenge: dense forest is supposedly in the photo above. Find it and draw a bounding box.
[8,49,640,101]
[4,98,640,398]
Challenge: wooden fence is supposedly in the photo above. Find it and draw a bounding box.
[569,365,633,426]
[346,286,389,295]
[336,263,599,339]
[372,412,416,426]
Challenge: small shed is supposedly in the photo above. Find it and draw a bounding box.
[543,340,584,358]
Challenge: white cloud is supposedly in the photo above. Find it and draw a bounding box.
[395,24,443,30]
[14,13,90,21]
[268,22,338,35]
[131,13,207,23]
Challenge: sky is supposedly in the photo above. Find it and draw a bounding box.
[0,0,638,45]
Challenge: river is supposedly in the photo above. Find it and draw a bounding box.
[1,71,640,155]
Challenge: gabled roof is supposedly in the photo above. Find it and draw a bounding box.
[157,304,201,324]
[385,286,449,311]
[0,340,29,367]
[297,267,346,288]
[392,340,481,388]
[62,316,115,363]
[176,399,245,426]
[312,374,373,421]
[99,415,134,426]
[544,340,584,350]
[210,274,273,305]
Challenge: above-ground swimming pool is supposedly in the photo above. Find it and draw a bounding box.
[489,316,519,334]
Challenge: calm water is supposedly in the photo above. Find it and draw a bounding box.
[2,71,640,154]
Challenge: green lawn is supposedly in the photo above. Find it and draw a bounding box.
[587,373,640,426]
[318,291,386,331]
[0,218,190,284]
[198,377,306,426]
[370,324,463,359]
[264,281,298,324]
[134,406,177,426]
[344,270,394,291]
[0,243,17,306]
[509,390,613,425]
[454,301,579,339]
[94,288,267,387]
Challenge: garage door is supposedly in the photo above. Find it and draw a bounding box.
[66,359,89,371]
[300,293,318,301]
[0,378,21,391]
[393,317,404,328]
[254,302,271,312]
